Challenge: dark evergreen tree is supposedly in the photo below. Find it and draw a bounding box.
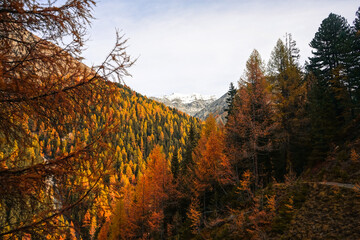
[306,13,353,164]
[351,7,360,112]
[307,73,339,164]
[171,147,179,179]
[355,7,360,30]
[308,13,354,117]
[181,124,199,175]
[225,82,237,120]
[308,13,352,83]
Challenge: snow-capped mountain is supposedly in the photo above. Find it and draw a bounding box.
[150,93,217,116]
[194,93,228,123]
[150,93,229,122]
[161,93,217,104]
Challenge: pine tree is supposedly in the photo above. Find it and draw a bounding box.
[307,13,353,164]
[308,13,352,83]
[351,7,360,111]
[171,147,180,179]
[225,82,237,120]
[181,123,199,175]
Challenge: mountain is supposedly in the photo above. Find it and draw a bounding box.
[194,93,228,123]
[150,93,228,121]
[150,93,216,116]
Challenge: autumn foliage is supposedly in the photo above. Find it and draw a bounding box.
[226,50,276,187]
[103,146,177,239]
[2,1,360,239]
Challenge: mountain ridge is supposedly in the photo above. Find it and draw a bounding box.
[150,92,228,120]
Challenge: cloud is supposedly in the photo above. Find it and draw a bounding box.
[82,0,359,97]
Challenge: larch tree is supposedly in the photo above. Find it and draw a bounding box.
[114,146,176,239]
[0,0,133,237]
[145,145,177,238]
[226,50,276,187]
[267,35,308,176]
[192,114,234,220]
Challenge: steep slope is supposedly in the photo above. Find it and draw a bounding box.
[194,93,228,123]
[62,84,202,239]
[0,83,202,238]
[109,85,202,159]
[282,183,360,239]
[197,181,360,240]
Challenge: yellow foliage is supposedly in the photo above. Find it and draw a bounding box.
[285,195,294,214]
[187,199,202,234]
[239,170,252,192]
[350,149,359,162]
[265,194,276,213]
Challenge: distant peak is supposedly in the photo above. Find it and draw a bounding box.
[159,93,216,104]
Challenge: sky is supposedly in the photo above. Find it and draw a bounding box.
[82,0,360,98]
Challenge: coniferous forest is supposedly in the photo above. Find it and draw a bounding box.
[1,1,360,239]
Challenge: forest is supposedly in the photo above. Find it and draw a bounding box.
[0,1,360,239]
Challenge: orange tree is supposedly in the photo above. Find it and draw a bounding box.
[226,50,276,188]
[0,0,133,237]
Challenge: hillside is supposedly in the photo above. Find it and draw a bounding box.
[0,81,202,238]
[196,180,360,240]
[0,12,202,237]
[2,1,360,240]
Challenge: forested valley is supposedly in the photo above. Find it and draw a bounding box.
[1,1,360,239]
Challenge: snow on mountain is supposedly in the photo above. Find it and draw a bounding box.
[150,92,227,120]
[194,93,228,123]
[163,93,216,104]
[150,93,217,116]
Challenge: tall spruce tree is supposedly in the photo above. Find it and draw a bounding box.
[225,82,237,120]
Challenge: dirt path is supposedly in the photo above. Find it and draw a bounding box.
[275,181,360,191]
[317,181,360,191]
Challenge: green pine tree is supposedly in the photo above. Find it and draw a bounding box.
[171,147,179,179]
[306,13,353,164]
[181,124,199,176]
[351,7,360,113]
[225,82,237,120]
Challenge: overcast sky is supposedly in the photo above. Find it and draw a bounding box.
[82,0,360,98]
